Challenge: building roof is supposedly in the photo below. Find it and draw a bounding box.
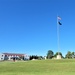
[3,53,25,57]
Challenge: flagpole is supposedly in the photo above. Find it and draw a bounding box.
[57,15,61,59]
[57,15,60,55]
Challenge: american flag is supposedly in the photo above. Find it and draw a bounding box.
[57,16,61,20]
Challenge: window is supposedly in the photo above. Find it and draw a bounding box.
[2,55,3,57]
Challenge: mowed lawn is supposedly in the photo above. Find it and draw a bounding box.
[0,59,75,75]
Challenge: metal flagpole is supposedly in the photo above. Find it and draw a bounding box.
[57,15,61,59]
[57,15,60,55]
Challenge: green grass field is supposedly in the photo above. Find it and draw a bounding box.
[0,59,75,75]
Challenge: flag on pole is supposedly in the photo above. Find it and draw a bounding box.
[58,21,62,25]
[57,16,61,20]
[57,16,62,25]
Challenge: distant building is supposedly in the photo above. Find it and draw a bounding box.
[0,53,29,61]
[44,56,47,60]
[24,54,30,60]
[0,53,5,60]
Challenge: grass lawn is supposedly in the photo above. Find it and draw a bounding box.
[0,59,75,75]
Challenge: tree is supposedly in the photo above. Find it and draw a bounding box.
[71,52,75,58]
[29,55,43,60]
[72,52,74,55]
[65,51,72,59]
[47,50,54,59]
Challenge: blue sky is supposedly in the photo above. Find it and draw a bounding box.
[0,0,75,56]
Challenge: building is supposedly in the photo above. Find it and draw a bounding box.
[0,53,5,60]
[0,53,29,61]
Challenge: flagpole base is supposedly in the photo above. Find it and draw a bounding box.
[57,54,62,59]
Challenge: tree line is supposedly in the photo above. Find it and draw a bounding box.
[29,55,44,60]
[47,50,75,59]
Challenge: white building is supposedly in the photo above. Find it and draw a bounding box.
[24,54,30,60]
[0,53,5,61]
[0,53,29,61]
